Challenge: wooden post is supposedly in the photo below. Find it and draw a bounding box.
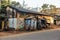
[6,21,9,30]
[2,21,4,30]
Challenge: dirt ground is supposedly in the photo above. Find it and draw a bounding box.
[0,31,26,36]
[51,25,60,29]
[0,25,60,37]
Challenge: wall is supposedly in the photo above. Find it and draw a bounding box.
[38,16,54,24]
[44,16,54,24]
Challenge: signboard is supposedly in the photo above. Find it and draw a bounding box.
[9,18,17,29]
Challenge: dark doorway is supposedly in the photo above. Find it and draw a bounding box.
[54,20,56,25]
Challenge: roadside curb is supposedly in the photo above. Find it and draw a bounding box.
[0,28,60,38]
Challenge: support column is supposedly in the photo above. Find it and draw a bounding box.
[2,21,4,30]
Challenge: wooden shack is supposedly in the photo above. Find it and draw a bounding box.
[6,6,55,30]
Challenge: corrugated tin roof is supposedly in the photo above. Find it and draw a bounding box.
[9,6,39,13]
[8,6,53,16]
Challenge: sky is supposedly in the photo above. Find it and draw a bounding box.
[11,0,60,8]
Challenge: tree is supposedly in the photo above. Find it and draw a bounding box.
[0,0,10,17]
[1,0,10,6]
[11,1,16,6]
[49,5,56,14]
[22,0,27,8]
[15,2,20,6]
[1,0,10,10]
[50,5,56,9]
[41,4,49,13]
[11,1,21,8]
[42,4,49,10]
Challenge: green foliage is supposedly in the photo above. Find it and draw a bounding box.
[42,4,49,10]
[50,5,56,9]
[10,1,20,6]
[41,4,56,14]
[41,4,56,10]
[1,0,10,9]
[0,0,8,17]
[11,1,16,5]
[1,0,8,6]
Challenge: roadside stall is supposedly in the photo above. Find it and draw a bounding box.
[37,18,47,29]
[37,16,49,29]
[24,16,37,31]
[9,18,24,30]
[37,18,42,30]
